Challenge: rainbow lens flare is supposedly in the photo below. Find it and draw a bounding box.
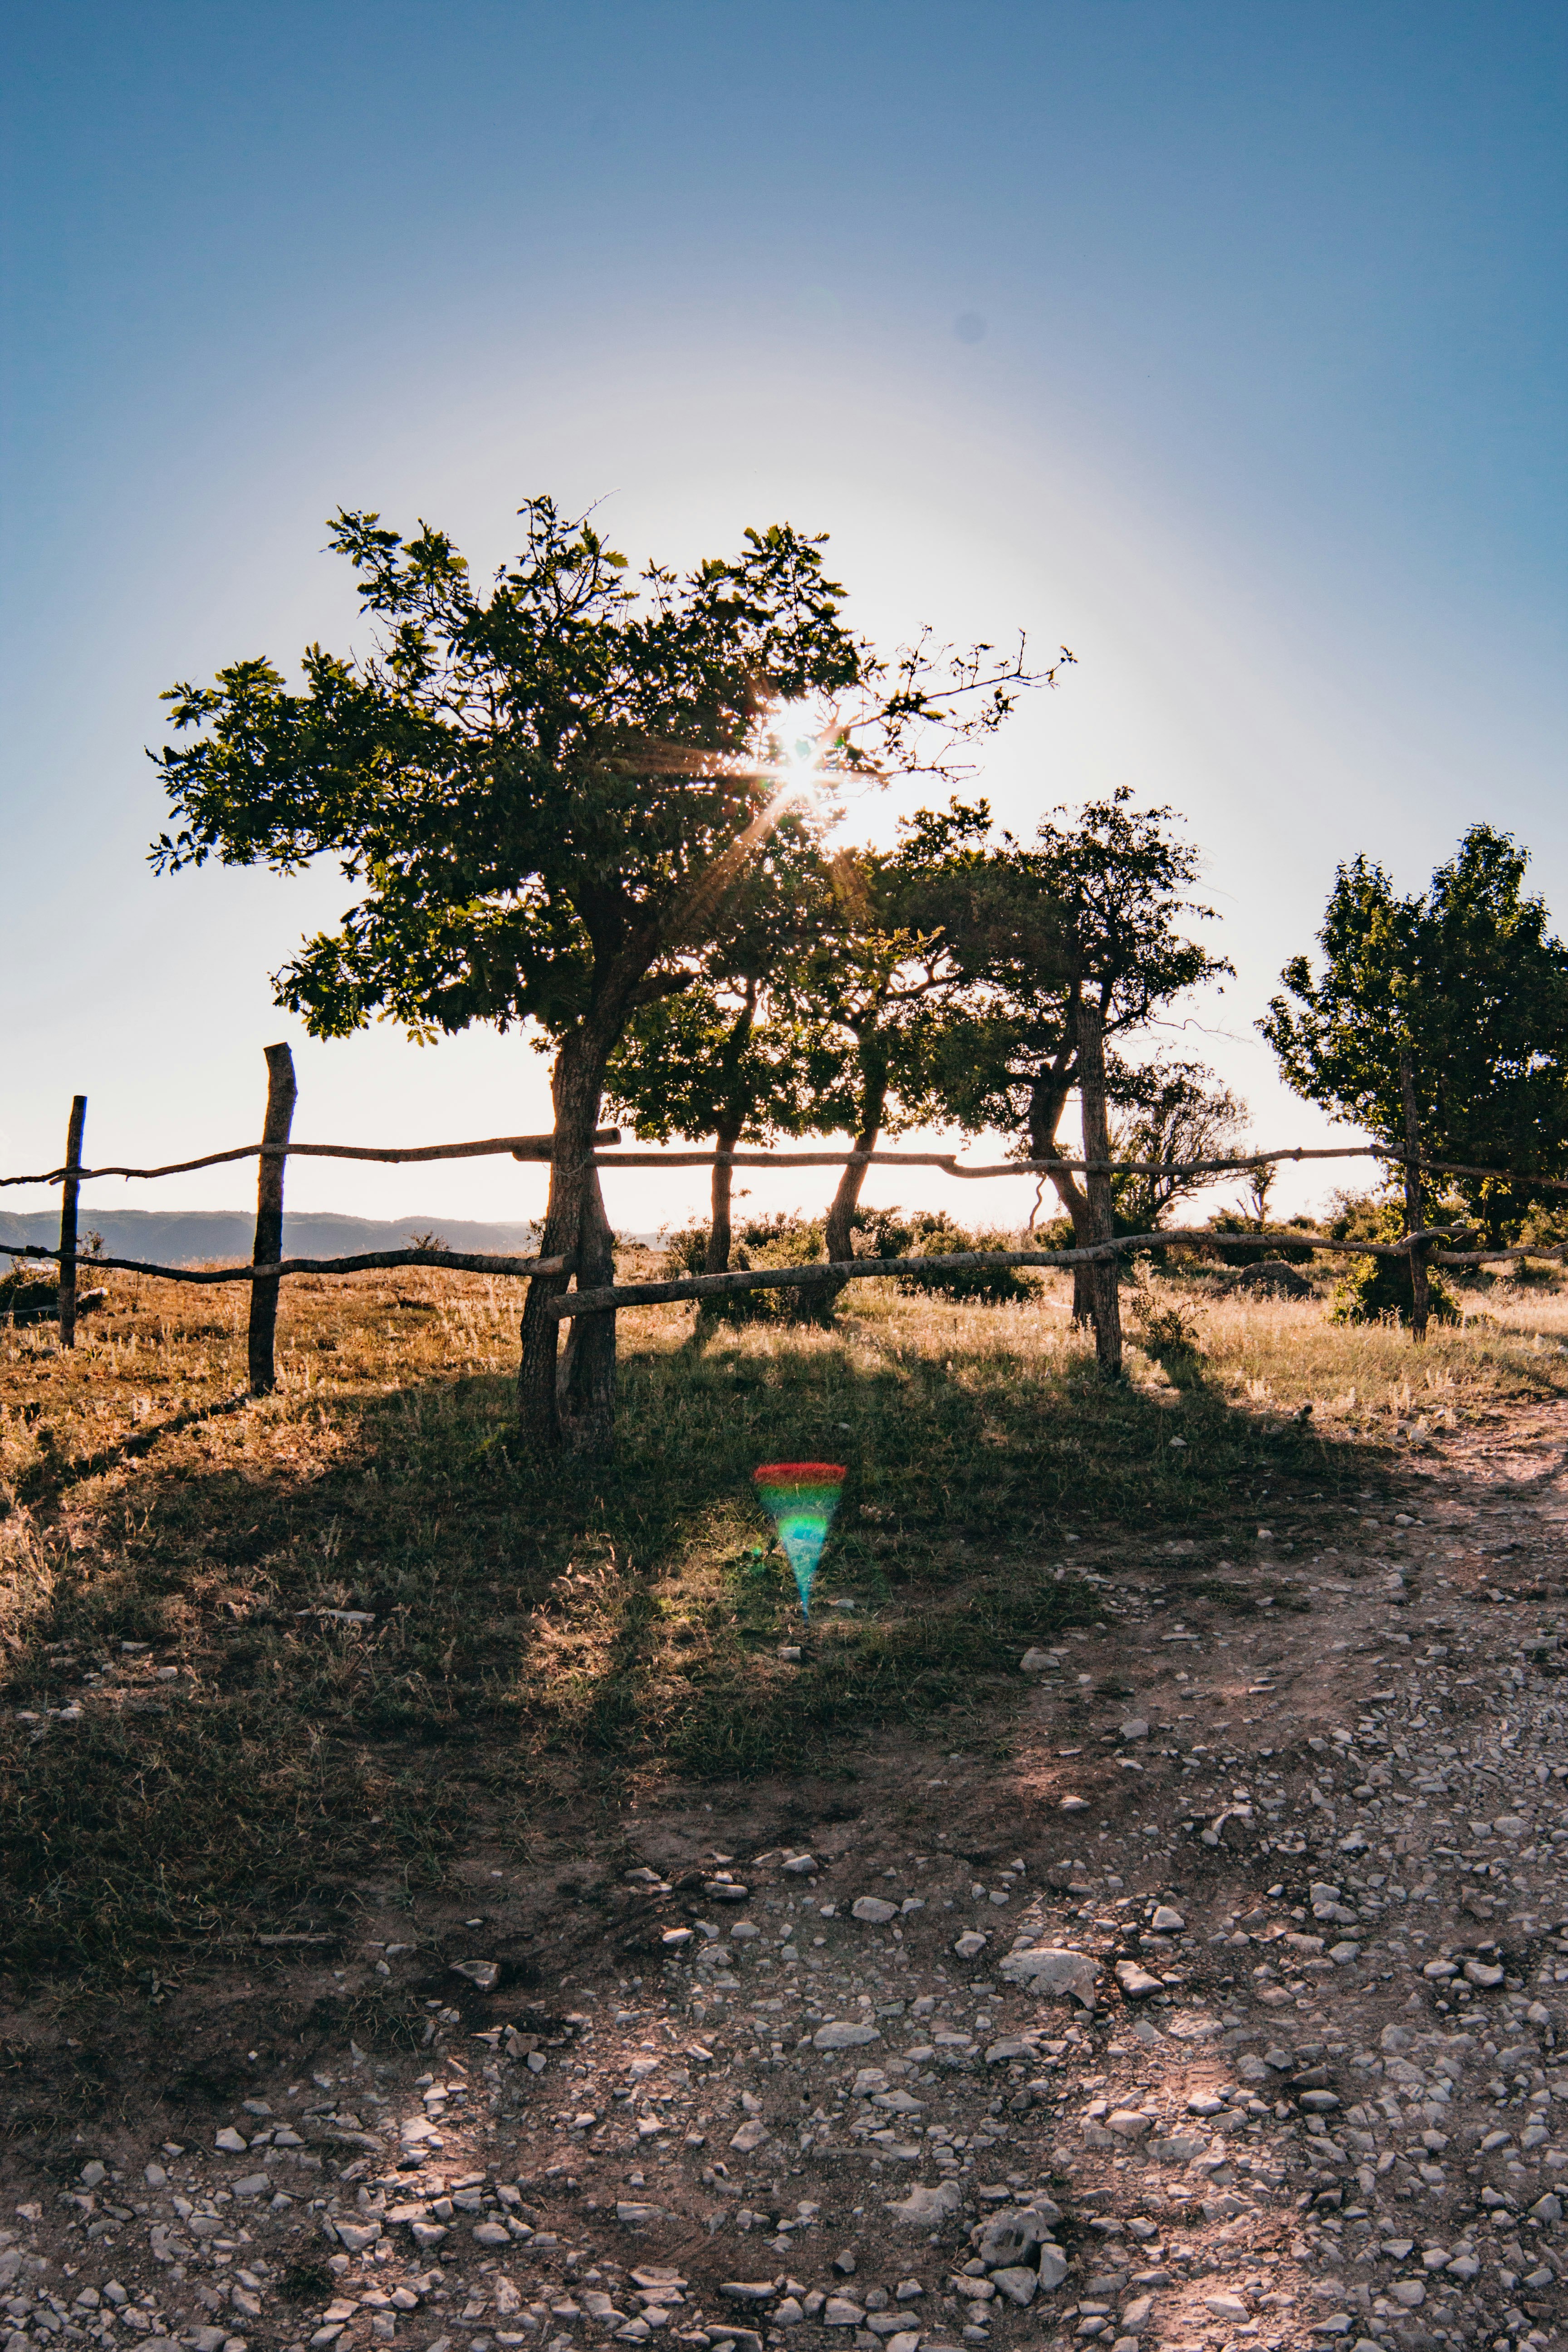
[752,1460,846,1620]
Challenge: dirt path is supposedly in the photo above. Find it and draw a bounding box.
[5,1404,1568,2352]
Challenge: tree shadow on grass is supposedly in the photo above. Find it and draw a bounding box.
[0,1309,1396,1994]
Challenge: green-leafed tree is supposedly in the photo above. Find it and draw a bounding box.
[1260,826,1568,1245]
[912,790,1231,1318]
[1107,1058,1248,1233]
[152,497,1051,1447]
[603,818,853,1273]
[808,801,1010,1279]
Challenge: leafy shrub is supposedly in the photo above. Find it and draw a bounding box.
[1206,1211,1318,1266]
[854,1207,1039,1303]
[1326,1193,1460,1326]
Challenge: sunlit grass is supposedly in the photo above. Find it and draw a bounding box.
[1,1249,1564,1992]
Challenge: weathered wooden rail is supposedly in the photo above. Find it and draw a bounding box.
[4,1042,1562,1396]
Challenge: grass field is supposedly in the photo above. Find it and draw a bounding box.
[2,1247,1566,2000]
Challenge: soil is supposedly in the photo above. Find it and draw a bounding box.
[5,1401,1568,2352]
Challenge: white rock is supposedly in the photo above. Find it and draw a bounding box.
[999,1947,1098,2006]
[782,1855,818,1875]
[1118,1719,1149,1741]
[852,1897,898,1924]
[451,1960,500,1990]
[814,2020,882,2049]
[954,1931,988,1960]
[989,2268,1037,2308]
[1114,1961,1164,2000]
[1205,2294,1249,2320]
[1060,1795,1089,1813]
[1036,2246,1068,2290]
[823,2299,865,2327]
[1151,1906,1183,1931]
[1107,2111,1154,2140]
[214,2128,247,2154]
[1020,1650,1054,1672]
[615,2202,666,2223]
[729,2120,770,2152]
[887,2181,964,2225]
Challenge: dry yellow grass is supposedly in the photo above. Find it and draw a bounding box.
[1,1250,1565,1990]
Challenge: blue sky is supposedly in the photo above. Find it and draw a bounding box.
[2,1,1563,1238]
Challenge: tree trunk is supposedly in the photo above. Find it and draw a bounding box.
[1400,1042,1431,1343]
[706,1121,744,1274]
[1076,997,1123,1377]
[518,1027,610,1447]
[556,1166,617,1452]
[1027,1054,1094,1324]
[816,1035,887,1318]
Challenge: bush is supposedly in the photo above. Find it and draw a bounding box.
[1326,1194,1460,1326]
[1206,1212,1318,1267]
[657,1205,1039,1317]
[853,1207,1039,1304]
[657,1213,828,1324]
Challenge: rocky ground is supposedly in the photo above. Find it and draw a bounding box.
[5,1402,1568,2352]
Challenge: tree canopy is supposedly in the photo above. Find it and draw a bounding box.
[152,495,1051,1442]
[1260,825,1568,1241]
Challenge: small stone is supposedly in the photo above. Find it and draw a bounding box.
[1036,2248,1068,2291]
[853,1897,899,1925]
[1529,2194,1563,2222]
[782,1855,818,1875]
[1114,1961,1163,2001]
[954,1932,989,1960]
[451,1959,500,1989]
[662,1928,693,1948]
[1000,1947,1098,2005]
[473,2223,512,2247]
[1107,2111,1154,2140]
[215,2128,247,2153]
[887,2181,964,2225]
[1118,1720,1149,1742]
[615,2202,665,2223]
[704,1880,750,1901]
[1464,1960,1505,1988]
[814,2020,882,2049]
[719,2284,777,2305]
[1020,1650,1054,1673]
[823,2300,865,2328]
[1389,2282,1426,2309]
[1121,2300,1154,2333]
[833,2251,858,2276]
[729,2120,770,2152]
[410,2221,449,2250]
[1205,2295,1249,2321]
[989,2268,1037,2308]
[1060,1796,1089,1813]
[1150,1906,1183,1932]
[231,2174,271,2198]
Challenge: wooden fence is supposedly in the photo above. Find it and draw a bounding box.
[2,1043,1564,1394]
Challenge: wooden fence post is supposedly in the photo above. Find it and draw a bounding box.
[248,1044,298,1394]
[1077,998,1123,1379]
[58,1095,87,1349]
[1399,1044,1430,1343]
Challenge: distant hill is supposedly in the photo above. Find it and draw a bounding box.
[0,1207,544,1266]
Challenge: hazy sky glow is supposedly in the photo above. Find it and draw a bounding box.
[2,2,1563,1243]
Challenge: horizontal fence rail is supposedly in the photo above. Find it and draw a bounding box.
[0,1242,568,1286]
[7,1041,1563,1392]
[0,1128,622,1190]
[546,1223,1494,1319]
